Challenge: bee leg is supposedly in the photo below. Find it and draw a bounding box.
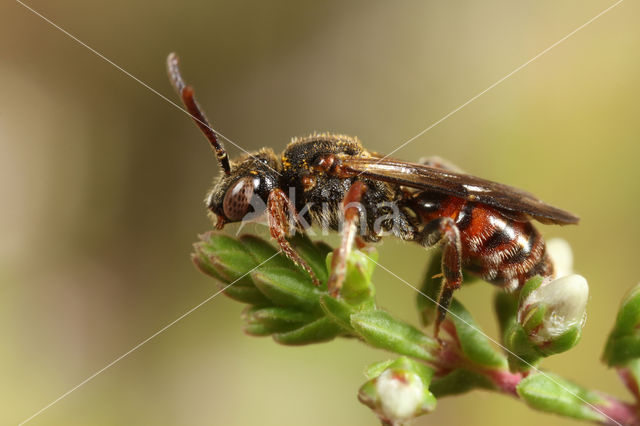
[416,217,463,339]
[267,188,320,286]
[327,181,368,297]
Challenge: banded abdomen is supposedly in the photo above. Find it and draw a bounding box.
[409,191,554,291]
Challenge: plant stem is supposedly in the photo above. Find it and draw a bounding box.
[432,342,639,425]
[597,397,639,426]
[417,324,639,425]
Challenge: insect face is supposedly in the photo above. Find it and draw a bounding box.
[206,149,280,228]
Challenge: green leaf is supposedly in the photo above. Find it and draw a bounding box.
[192,234,272,305]
[516,373,607,423]
[449,299,507,369]
[603,335,640,367]
[518,275,545,305]
[416,252,443,327]
[350,310,438,362]
[193,239,256,286]
[273,317,342,345]
[389,357,435,385]
[326,247,378,305]
[287,234,332,285]
[251,266,322,312]
[493,289,518,346]
[503,322,542,373]
[218,285,272,306]
[539,326,582,356]
[430,368,496,397]
[319,295,357,333]
[242,306,317,336]
[603,283,640,366]
[520,303,546,336]
[494,290,518,340]
[363,359,397,380]
[493,290,540,372]
[238,234,283,263]
[243,322,278,336]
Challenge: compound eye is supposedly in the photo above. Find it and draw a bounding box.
[223,176,259,221]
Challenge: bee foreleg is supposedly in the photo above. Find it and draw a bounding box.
[327,181,368,297]
[267,189,320,286]
[416,217,463,338]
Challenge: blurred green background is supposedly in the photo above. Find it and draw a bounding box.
[2,1,639,425]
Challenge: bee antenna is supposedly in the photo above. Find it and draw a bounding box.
[167,53,231,175]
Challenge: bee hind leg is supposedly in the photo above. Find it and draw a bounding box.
[327,181,368,297]
[416,217,463,339]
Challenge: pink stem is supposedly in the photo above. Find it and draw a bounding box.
[596,396,639,426]
[430,336,639,425]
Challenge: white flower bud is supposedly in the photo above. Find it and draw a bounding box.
[546,238,574,278]
[375,369,425,422]
[520,274,588,344]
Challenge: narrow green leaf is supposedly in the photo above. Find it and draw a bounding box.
[518,275,545,305]
[243,323,277,336]
[517,373,607,422]
[494,290,518,340]
[197,232,248,253]
[192,235,271,305]
[220,285,272,306]
[364,357,435,386]
[416,252,443,327]
[242,306,317,336]
[449,299,507,369]
[363,359,397,380]
[603,283,640,366]
[603,335,640,367]
[193,235,258,287]
[503,322,542,372]
[326,248,378,305]
[540,326,582,356]
[319,295,357,332]
[238,234,283,263]
[430,368,496,397]
[393,357,435,385]
[612,284,640,335]
[350,310,438,362]
[287,233,331,285]
[251,266,322,312]
[273,317,342,345]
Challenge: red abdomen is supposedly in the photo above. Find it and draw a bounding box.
[410,191,554,290]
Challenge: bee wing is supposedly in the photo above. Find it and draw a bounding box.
[339,156,579,225]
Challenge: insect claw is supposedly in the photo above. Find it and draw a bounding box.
[215,214,226,230]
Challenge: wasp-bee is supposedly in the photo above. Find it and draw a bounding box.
[167,53,579,335]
